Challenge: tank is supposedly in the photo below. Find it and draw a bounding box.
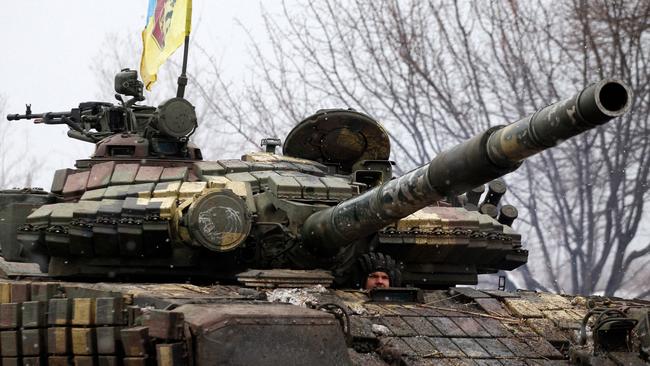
[0,71,646,366]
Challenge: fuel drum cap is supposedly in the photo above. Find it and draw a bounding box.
[187,190,251,251]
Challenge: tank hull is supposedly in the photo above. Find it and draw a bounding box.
[0,276,643,365]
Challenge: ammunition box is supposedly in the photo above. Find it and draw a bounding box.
[96,326,123,355]
[97,356,119,366]
[0,283,11,303]
[0,303,21,329]
[9,282,30,303]
[1,330,21,357]
[22,301,48,328]
[48,356,72,366]
[123,357,149,366]
[72,298,96,326]
[143,310,184,340]
[120,326,151,357]
[47,327,71,355]
[73,355,97,366]
[156,343,185,366]
[71,327,96,355]
[30,283,59,302]
[1,357,21,366]
[23,357,46,366]
[22,328,46,356]
[95,297,125,326]
[48,298,72,326]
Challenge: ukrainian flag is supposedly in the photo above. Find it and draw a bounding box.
[140,0,192,90]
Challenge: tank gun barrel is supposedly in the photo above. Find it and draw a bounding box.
[301,79,632,254]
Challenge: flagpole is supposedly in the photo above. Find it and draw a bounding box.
[176,34,190,98]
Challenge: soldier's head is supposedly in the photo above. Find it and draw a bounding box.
[357,253,401,290]
[365,270,391,289]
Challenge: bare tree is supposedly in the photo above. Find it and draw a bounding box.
[466,0,650,296]
[0,96,41,188]
[0,96,13,188]
[203,0,649,297]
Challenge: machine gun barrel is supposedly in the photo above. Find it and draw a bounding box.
[6,113,43,121]
[5,101,123,143]
[301,79,632,254]
[6,111,70,122]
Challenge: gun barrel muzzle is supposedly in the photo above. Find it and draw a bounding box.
[486,80,631,167]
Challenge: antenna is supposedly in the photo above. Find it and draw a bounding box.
[176,35,190,98]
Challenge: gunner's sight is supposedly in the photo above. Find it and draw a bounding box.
[115,68,144,101]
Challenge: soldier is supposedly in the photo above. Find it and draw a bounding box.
[358,253,401,290]
[365,270,391,289]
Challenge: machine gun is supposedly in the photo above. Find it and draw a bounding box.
[6,69,199,157]
[6,101,122,143]
[6,69,150,143]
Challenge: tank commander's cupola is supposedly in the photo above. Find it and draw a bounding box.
[283,109,394,187]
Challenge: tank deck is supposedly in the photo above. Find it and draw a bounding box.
[0,278,646,365]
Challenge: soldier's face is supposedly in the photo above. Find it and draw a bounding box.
[365,271,390,289]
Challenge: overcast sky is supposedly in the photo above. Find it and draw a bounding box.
[0,0,274,188]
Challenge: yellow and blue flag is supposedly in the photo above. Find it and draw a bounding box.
[140,0,192,90]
